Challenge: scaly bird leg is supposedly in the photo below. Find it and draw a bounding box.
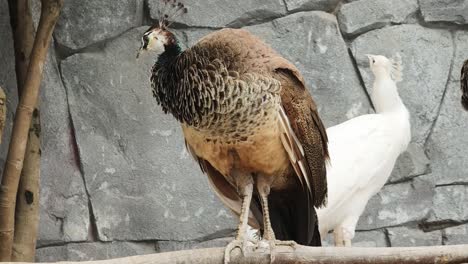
[342,226,354,247]
[334,227,344,247]
[257,176,296,263]
[224,173,255,264]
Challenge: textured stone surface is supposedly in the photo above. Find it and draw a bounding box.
[284,0,341,12]
[387,226,442,247]
[324,230,387,247]
[420,0,468,24]
[61,27,236,241]
[429,185,468,222]
[444,224,468,245]
[246,11,371,127]
[388,143,430,183]
[37,45,90,246]
[337,0,418,35]
[357,178,434,230]
[353,230,388,247]
[147,0,286,28]
[351,25,453,144]
[451,32,468,81]
[0,0,18,176]
[426,81,468,185]
[36,242,156,262]
[54,0,144,49]
[156,237,232,252]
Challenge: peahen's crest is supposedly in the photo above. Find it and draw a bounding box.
[157,0,188,29]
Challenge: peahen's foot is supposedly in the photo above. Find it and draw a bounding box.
[257,239,298,263]
[224,238,257,264]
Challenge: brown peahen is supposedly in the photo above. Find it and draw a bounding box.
[137,1,329,262]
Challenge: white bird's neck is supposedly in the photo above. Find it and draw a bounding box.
[371,72,406,115]
[371,70,411,152]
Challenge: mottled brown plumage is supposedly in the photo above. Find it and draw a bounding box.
[141,26,328,258]
[461,59,468,111]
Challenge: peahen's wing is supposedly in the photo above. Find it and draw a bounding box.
[273,63,329,208]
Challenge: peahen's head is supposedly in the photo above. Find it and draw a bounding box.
[137,26,177,58]
[136,0,187,59]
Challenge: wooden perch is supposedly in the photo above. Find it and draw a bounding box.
[5,244,468,264]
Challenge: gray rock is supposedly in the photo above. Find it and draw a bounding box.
[61,27,236,242]
[357,178,434,230]
[147,0,286,28]
[183,28,217,47]
[351,25,453,144]
[246,11,371,127]
[337,0,418,35]
[425,81,468,185]
[444,224,468,245]
[37,44,90,246]
[388,143,430,183]
[353,230,388,247]
[450,31,468,82]
[54,0,144,50]
[322,229,387,247]
[284,0,341,12]
[429,185,468,222]
[0,0,19,177]
[156,237,232,252]
[36,242,156,262]
[387,226,442,247]
[420,0,468,24]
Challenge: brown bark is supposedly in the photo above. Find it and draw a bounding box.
[0,0,63,261]
[0,87,6,143]
[3,244,468,264]
[8,0,42,261]
[12,111,41,262]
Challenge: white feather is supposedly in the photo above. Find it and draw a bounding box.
[316,54,411,243]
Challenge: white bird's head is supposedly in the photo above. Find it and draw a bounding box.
[366,54,402,82]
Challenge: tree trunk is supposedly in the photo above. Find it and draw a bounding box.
[7,0,42,261]
[0,0,63,261]
[4,244,468,264]
[12,111,41,262]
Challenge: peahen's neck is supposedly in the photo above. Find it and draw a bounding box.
[152,41,204,126]
[156,41,183,67]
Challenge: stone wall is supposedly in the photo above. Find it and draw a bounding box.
[0,0,467,261]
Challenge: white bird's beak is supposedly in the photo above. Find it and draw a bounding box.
[365,54,375,66]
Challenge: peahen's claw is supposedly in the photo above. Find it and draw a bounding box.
[224,238,257,264]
